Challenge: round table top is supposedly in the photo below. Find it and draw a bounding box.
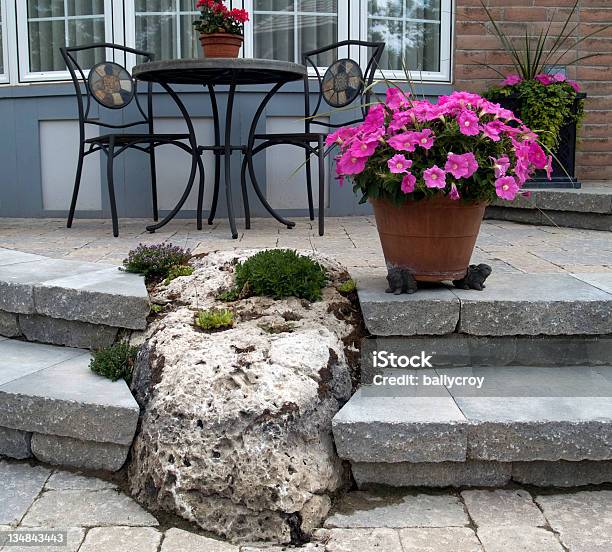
[132,58,307,86]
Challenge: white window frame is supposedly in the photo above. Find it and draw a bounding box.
[16,0,114,82]
[360,0,453,83]
[0,0,9,83]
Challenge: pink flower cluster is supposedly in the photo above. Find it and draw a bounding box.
[501,73,581,93]
[331,89,552,202]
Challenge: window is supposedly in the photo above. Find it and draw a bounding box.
[365,0,451,80]
[131,0,200,61]
[16,0,113,81]
[0,0,7,82]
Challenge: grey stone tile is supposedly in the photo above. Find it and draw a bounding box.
[324,491,469,529]
[0,461,50,525]
[0,351,139,445]
[453,273,612,336]
[79,527,161,552]
[461,489,546,527]
[322,528,403,552]
[513,460,612,487]
[356,276,460,336]
[0,527,85,552]
[45,470,117,491]
[18,315,118,349]
[0,427,31,460]
[0,339,85,386]
[20,489,158,528]
[536,491,612,552]
[160,528,238,552]
[477,527,564,552]
[399,527,483,552]
[572,273,612,295]
[0,249,45,267]
[332,387,467,463]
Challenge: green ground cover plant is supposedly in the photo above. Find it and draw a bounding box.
[90,342,139,383]
[122,243,191,283]
[195,308,234,331]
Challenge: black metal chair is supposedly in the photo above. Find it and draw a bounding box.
[241,40,385,236]
[61,43,205,237]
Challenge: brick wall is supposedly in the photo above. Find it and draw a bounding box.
[454,0,612,182]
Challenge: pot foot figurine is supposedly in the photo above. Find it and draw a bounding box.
[453,264,492,291]
[385,266,418,295]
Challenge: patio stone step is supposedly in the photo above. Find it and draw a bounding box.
[0,338,139,472]
[332,365,612,488]
[356,272,612,337]
[485,184,612,231]
[0,247,149,348]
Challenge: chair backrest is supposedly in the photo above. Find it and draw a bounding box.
[302,40,385,130]
[60,43,155,134]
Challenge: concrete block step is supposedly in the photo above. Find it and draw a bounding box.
[0,338,139,472]
[357,272,612,337]
[333,365,612,486]
[0,248,149,347]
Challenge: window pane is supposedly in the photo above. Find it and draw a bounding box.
[27,1,107,73]
[136,14,178,60]
[368,0,442,72]
[253,0,338,65]
[0,6,4,75]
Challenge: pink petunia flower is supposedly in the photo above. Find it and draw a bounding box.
[388,154,412,174]
[350,139,378,158]
[449,183,461,200]
[528,142,548,170]
[325,126,358,147]
[401,172,417,194]
[490,155,510,178]
[501,74,523,87]
[387,132,419,152]
[386,88,410,110]
[567,80,581,93]
[553,73,566,83]
[457,110,481,136]
[535,73,555,86]
[445,152,477,179]
[415,128,435,149]
[337,152,368,175]
[495,176,519,200]
[482,120,505,142]
[545,155,554,180]
[423,165,447,189]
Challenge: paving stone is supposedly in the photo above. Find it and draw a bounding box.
[321,528,403,552]
[454,273,612,336]
[34,266,149,330]
[0,461,50,525]
[20,489,158,528]
[352,461,511,488]
[0,345,139,445]
[160,528,239,552]
[31,434,129,472]
[0,311,20,338]
[19,314,118,349]
[79,527,161,552]
[572,273,612,295]
[356,276,460,336]
[332,387,467,463]
[536,491,612,552]
[45,470,117,491]
[0,427,31,460]
[399,527,483,552]
[0,249,44,267]
[476,527,564,552]
[324,491,468,529]
[461,489,545,527]
[513,460,612,487]
[0,527,85,552]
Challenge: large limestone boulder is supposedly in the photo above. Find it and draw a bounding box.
[128,251,361,544]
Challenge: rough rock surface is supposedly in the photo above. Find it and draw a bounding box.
[128,250,360,544]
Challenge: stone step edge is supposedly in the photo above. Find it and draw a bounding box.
[491,187,612,215]
[350,459,612,488]
[0,426,129,472]
[0,248,150,331]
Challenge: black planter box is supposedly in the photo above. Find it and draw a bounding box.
[498,92,586,189]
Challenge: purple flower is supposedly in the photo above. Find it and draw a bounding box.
[388,154,412,174]
[500,74,522,87]
[423,165,447,189]
[495,176,519,200]
[401,173,416,194]
[457,110,480,136]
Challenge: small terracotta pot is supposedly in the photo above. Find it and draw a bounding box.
[370,196,487,282]
[200,33,243,58]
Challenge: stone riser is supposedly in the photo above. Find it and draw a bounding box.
[486,206,612,231]
[0,310,120,349]
[361,335,612,383]
[351,459,612,488]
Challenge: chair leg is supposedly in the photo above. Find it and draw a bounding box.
[305,152,315,221]
[196,154,205,231]
[149,145,159,222]
[67,144,85,228]
[241,155,251,230]
[106,139,119,238]
[208,152,221,225]
[317,137,325,237]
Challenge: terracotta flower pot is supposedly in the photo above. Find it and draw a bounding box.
[370,196,487,282]
[200,33,243,58]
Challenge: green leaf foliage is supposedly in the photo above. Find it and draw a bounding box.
[163,264,194,285]
[194,308,234,331]
[90,342,139,383]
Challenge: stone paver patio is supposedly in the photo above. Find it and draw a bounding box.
[2,459,612,551]
[1,217,611,276]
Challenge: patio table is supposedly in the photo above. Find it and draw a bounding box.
[132,58,307,239]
